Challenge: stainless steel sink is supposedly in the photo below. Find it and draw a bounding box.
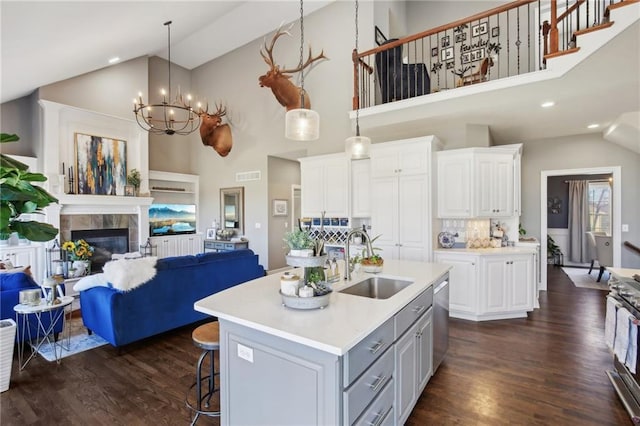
[339,276,413,299]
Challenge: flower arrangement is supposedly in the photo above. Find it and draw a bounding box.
[62,239,95,261]
[127,169,141,189]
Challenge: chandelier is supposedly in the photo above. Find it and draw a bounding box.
[133,21,201,136]
[284,0,320,141]
[345,0,371,159]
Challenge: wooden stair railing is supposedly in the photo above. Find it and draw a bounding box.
[624,241,640,257]
[353,0,633,109]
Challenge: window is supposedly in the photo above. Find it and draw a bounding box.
[588,181,611,233]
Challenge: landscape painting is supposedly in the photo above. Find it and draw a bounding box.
[75,133,127,195]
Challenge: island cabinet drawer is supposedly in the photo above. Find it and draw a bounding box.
[352,379,395,426]
[343,347,394,425]
[394,286,433,339]
[344,317,394,385]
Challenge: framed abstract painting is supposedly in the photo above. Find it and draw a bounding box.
[75,133,127,195]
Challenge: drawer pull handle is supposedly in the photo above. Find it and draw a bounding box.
[412,305,426,315]
[368,374,387,392]
[368,340,385,355]
[366,407,393,426]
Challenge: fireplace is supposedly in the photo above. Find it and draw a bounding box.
[71,228,129,273]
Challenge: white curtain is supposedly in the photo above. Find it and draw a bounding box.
[568,180,589,263]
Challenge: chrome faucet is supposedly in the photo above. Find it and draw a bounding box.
[344,228,373,281]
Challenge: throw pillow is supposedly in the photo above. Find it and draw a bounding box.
[103,256,158,292]
[73,273,110,292]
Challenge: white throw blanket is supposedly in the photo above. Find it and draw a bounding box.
[614,307,632,363]
[102,256,157,292]
[605,296,621,350]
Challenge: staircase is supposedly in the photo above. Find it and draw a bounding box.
[352,0,639,147]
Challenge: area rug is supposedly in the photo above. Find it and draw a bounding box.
[36,329,108,361]
[562,267,610,290]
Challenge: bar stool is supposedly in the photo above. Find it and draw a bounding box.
[186,321,221,425]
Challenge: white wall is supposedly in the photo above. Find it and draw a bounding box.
[189,1,374,265]
[520,133,640,268]
[267,156,300,270]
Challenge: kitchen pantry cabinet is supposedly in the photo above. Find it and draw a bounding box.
[437,144,521,218]
[370,137,440,262]
[434,250,535,321]
[299,153,349,218]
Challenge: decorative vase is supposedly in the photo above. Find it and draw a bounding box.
[72,260,91,277]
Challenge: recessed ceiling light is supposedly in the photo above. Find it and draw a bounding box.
[587,123,599,129]
[108,57,120,64]
[541,101,555,108]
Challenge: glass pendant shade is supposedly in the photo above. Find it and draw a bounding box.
[285,108,320,141]
[345,135,371,159]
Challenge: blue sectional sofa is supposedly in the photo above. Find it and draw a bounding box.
[78,249,265,347]
[0,271,66,341]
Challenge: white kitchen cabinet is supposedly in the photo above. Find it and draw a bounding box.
[475,153,514,218]
[370,137,439,262]
[350,159,370,218]
[395,307,433,425]
[150,234,203,259]
[481,254,534,316]
[437,152,472,218]
[434,249,535,321]
[433,252,478,316]
[436,144,521,219]
[370,139,430,178]
[299,153,349,218]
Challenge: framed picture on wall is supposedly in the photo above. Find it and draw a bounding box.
[75,132,127,195]
[273,199,288,216]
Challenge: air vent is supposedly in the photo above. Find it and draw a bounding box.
[236,170,261,182]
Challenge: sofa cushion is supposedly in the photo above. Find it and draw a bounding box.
[103,256,158,292]
[156,255,198,270]
[0,271,38,291]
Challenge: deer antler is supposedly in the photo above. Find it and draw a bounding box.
[196,101,226,119]
[259,24,294,68]
[280,47,328,75]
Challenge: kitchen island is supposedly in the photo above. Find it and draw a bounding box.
[194,259,450,426]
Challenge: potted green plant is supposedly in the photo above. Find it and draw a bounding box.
[283,229,314,257]
[127,169,141,195]
[360,234,384,273]
[0,133,58,243]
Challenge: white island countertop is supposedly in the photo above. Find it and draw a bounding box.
[194,259,450,356]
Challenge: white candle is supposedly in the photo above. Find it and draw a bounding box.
[298,285,314,298]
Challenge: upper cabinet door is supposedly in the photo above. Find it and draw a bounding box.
[351,159,371,218]
[437,152,472,218]
[475,153,513,218]
[371,141,429,178]
[300,154,349,218]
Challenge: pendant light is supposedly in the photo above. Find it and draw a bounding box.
[133,21,201,136]
[345,0,371,159]
[285,0,320,141]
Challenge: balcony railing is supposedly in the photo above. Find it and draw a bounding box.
[353,0,624,110]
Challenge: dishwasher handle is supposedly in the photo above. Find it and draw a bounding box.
[434,279,449,294]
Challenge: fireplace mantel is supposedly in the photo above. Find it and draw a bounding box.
[56,195,153,215]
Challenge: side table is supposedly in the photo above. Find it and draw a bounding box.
[14,296,73,370]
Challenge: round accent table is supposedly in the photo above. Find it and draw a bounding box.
[13,295,73,370]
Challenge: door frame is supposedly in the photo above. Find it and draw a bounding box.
[540,166,621,291]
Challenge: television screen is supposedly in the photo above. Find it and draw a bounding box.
[149,204,196,236]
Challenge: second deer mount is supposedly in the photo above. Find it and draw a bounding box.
[258,23,328,111]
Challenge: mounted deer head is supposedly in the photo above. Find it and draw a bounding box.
[259,24,328,111]
[198,103,232,157]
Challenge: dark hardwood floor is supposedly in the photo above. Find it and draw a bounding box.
[0,266,629,425]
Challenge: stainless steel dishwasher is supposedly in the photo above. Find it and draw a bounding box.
[433,274,449,373]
